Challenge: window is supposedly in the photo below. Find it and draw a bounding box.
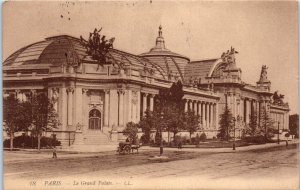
[89,109,101,130]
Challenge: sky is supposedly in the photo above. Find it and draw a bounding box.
[2,1,298,114]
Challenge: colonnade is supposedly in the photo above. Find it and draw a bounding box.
[184,99,218,129]
[226,94,271,126]
[270,111,289,130]
[4,88,289,133]
[141,93,155,114]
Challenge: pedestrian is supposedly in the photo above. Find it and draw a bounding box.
[286,140,288,147]
[52,146,57,158]
[177,139,182,149]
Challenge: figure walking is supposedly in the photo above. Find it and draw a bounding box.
[52,146,57,158]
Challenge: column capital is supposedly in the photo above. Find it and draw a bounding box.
[148,94,155,98]
[117,89,125,95]
[103,89,110,94]
[82,88,89,94]
[30,89,36,95]
[67,87,74,93]
[52,88,59,93]
[15,89,21,94]
[142,92,148,97]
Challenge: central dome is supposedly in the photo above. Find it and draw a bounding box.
[139,26,190,82]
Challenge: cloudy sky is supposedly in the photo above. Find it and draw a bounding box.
[2,1,298,114]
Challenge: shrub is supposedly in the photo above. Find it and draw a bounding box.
[181,136,188,145]
[195,134,200,145]
[140,134,149,145]
[199,133,207,142]
[244,135,266,144]
[154,132,161,145]
[190,137,196,145]
[186,139,191,145]
[3,135,61,148]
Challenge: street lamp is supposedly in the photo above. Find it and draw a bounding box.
[232,117,236,151]
[160,112,164,156]
[277,122,280,144]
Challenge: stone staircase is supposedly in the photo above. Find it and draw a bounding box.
[82,130,116,145]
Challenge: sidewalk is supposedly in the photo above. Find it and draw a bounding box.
[4,139,298,162]
[140,139,299,153]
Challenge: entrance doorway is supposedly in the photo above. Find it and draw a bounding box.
[88,109,101,130]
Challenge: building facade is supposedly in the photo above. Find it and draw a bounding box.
[3,26,289,146]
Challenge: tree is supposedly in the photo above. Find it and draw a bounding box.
[153,81,185,142]
[123,122,139,143]
[248,111,258,136]
[218,103,233,141]
[139,109,157,144]
[184,110,200,139]
[259,106,274,140]
[3,94,32,151]
[289,114,299,137]
[31,93,59,151]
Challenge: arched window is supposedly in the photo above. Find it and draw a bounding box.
[89,109,101,130]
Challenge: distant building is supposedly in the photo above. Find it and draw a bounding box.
[3,26,289,146]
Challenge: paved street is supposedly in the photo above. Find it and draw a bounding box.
[4,143,299,190]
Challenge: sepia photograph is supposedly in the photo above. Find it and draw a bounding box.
[2,1,299,190]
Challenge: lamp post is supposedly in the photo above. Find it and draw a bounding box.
[232,117,236,150]
[277,122,280,144]
[160,112,164,156]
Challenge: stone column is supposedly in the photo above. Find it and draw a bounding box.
[205,102,209,128]
[127,90,132,123]
[131,91,137,123]
[74,87,83,125]
[60,87,67,131]
[189,100,193,111]
[82,89,88,131]
[193,101,197,115]
[136,91,141,122]
[149,94,154,111]
[118,89,125,127]
[184,99,188,112]
[104,90,110,127]
[286,112,289,130]
[67,87,74,126]
[109,89,118,128]
[201,102,205,126]
[209,103,213,128]
[142,93,148,116]
[246,99,250,124]
[48,88,53,101]
[215,103,219,129]
[207,103,210,128]
[52,88,59,113]
[198,102,201,116]
[227,93,231,111]
[241,97,244,121]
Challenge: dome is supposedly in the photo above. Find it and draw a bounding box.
[140,26,190,82]
[3,35,167,79]
[3,35,86,67]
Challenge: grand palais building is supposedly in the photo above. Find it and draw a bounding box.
[3,26,290,146]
